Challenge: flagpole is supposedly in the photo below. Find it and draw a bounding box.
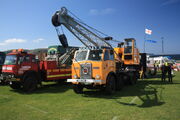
[144,32,147,53]
[161,37,164,54]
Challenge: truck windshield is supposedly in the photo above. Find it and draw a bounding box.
[4,55,17,65]
[88,50,102,61]
[75,51,88,61]
[75,50,102,61]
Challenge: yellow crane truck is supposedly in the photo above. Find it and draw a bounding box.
[52,7,140,94]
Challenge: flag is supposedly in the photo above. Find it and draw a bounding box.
[145,40,157,43]
[145,28,152,35]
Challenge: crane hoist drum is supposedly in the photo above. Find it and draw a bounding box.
[52,11,61,27]
[52,10,69,48]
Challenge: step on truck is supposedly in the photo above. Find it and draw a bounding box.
[52,7,140,94]
[1,47,75,92]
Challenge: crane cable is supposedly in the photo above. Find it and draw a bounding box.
[68,9,121,45]
[64,8,122,63]
[67,9,109,37]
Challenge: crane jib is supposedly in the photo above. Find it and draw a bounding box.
[52,7,114,48]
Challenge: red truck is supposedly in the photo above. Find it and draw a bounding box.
[1,48,74,92]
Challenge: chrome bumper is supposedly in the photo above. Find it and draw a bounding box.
[67,79,102,85]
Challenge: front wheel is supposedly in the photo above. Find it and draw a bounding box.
[73,84,84,94]
[105,75,116,95]
[23,75,37,92]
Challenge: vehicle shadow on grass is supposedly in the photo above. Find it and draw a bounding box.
[82,79,179,108]
[10,82,73,94]
[118,78,180,108]
[115,83,165,108]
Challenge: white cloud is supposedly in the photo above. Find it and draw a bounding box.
[89,9,99,16]
[0,43,6,46]
[161,0,180,6]
[33,38,44,43]
[89,8,115,16]
[0,38,27,46]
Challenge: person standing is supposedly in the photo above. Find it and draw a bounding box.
[168,63,173,83]
[161,63,166,82]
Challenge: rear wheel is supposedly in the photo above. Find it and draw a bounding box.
[10,81,21,90]
[123,74,130,85]
[106,75,116,95]
[23,75,37,92]
[129,72,137,85]
[73,84,84,94]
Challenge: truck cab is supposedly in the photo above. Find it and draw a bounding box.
[67,47,116,93]
[1,49,39,89]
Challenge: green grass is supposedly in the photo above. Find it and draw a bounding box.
[0,72,180,120]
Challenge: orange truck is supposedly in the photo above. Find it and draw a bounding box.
[52,7,140,94]
[67,39,140,94]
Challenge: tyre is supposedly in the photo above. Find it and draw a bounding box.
[73,84,83,94]
[123,75,131,85]
[116,74,124,91]
[23,75,37,92]
[10,81,21,89]
[105,75,116,95]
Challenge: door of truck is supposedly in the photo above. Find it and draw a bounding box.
[102,49,115,81]
[19,55,38,74]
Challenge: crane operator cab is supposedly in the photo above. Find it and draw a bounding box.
[123,38,139,65]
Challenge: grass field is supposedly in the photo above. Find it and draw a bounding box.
[0,72,180,120]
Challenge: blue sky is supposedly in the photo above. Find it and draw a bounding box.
[0,0,180,54]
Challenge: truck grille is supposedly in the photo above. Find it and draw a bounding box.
[80,63,92,79]
[1,72,16,80]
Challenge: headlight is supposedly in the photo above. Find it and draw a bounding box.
[95,75,100,79]
[2,66,6,70]
[7,67,12,70]
[74,75,77,79]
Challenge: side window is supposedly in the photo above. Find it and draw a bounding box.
[110,50,114,60]
[104,50,109,61]
[23,55,30,62]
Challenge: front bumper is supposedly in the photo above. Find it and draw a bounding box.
[67,79,102,85]
[0,73,20,82]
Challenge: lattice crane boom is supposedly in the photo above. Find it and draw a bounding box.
[52,7,113,48]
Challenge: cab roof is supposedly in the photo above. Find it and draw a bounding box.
[7,51,34,56]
